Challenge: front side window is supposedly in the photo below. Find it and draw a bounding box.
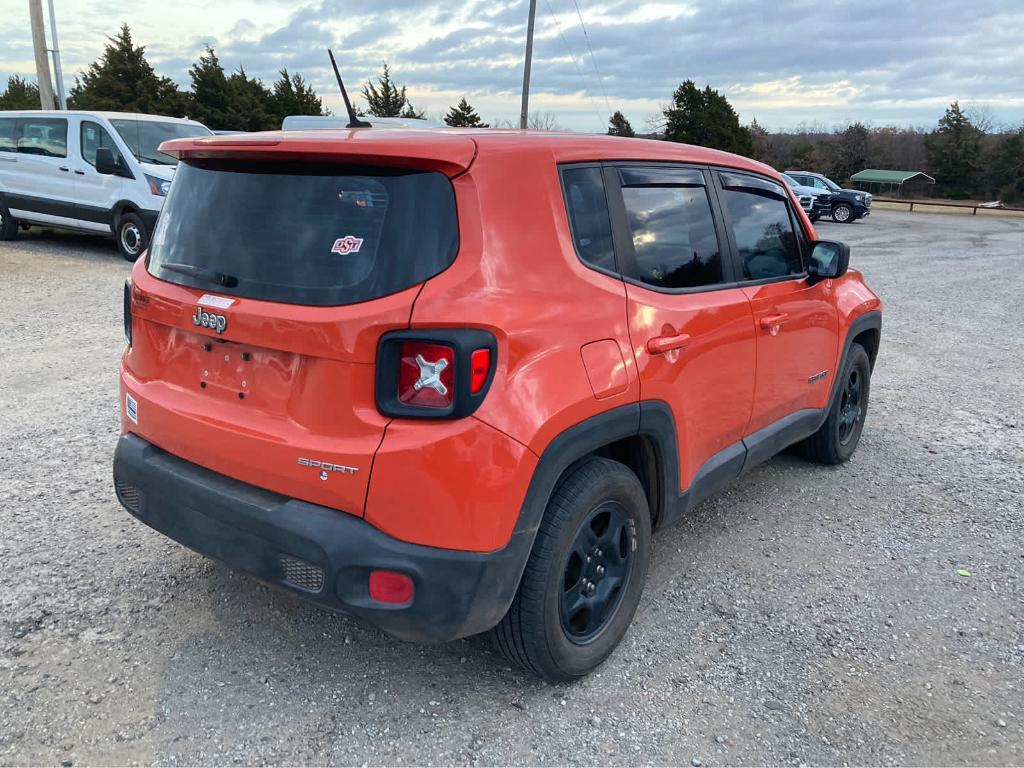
[17,117,67,158]
[148,160,459,306]
[81,121,123,167]
[110,119,210,166]
[561,166,615,272]
[621,184,723,289]
[721,188,803,280]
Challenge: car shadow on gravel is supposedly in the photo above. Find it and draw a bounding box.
[5,228,121,261]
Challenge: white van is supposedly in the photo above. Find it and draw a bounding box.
[0,111,210,259]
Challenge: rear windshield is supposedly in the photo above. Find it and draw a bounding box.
[147,160,459,306]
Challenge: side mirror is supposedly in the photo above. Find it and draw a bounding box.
[96,147,131,178]
[808,240,850,281]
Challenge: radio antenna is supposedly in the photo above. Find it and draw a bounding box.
[328,49,371,128]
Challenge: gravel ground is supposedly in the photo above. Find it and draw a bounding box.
[1,211,1022,766]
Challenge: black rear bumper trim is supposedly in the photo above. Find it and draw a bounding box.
[112,433,530,643]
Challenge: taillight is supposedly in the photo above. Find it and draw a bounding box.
[376,329,496,419]
[368,570,414,604]
[123,280,132,346]
[398,342,455,408]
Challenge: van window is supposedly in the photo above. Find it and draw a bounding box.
[621,185,723,289]
[561,167,616,272]
[0,118,15,153]
[720,189,803,280]
[17,117,67,158]
[81,121,123,167]
[147,160,459,306]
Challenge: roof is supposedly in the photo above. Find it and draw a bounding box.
[850,169,936,184]
[0,109,207,126]
[160,128,776,179]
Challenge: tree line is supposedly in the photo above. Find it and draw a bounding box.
[2,25,1020,202]
[606,84,1023,203]
[0,24,490,131]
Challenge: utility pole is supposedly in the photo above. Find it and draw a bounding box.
[519,0,537,129]
[28,0,56,109]
[47,0,66,109]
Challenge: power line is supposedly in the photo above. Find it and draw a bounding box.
[541,0,605,131]
[568,0,613,117]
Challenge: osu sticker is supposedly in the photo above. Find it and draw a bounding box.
[331,236,364,255]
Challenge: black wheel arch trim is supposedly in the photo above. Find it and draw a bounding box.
[822,310,881,429]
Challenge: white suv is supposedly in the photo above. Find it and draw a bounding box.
[0,111,210,259]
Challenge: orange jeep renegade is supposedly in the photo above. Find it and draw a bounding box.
[113,128,881,680]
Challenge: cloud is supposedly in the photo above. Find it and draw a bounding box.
[1,0,1022,131]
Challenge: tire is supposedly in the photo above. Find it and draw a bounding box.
[809,212,820,223]
[831,202,854,223]
[0,197,18,241]
[799,343,871,464]
[116,212,148,261]
[492,456,652,681]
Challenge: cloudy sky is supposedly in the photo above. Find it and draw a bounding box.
[2,0,1022,132]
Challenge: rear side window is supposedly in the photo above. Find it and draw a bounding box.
[148,160,459,306]
[621,185,723,289]
[561,166,615,272]
[17,117,67,158]
[81,121,123,167]
[0,118,15,153]
[720,188,803,280]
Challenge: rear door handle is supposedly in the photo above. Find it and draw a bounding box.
[759,313,789,334]
[59,166,70,172]
[647,333,691,355]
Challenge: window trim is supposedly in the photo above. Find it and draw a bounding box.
[711,168,809,286]
[607,163,738,295]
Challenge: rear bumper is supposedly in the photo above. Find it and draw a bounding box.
[112,433,532,642]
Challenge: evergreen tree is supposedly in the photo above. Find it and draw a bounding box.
[832,122,870,182]
[924,101,983,198]
[748,117,772,164]
[68,24,188,115]
[988,126,1024,204]
[663,80,751,155]
[226,68,276,132]
[0,75,43,109]
[444,97,488,127]
[269,69,324,125]
[188,46,233,129]
[360,63,423,118]
[607,110,634,137]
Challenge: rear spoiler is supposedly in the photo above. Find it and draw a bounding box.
[159,131,477,178]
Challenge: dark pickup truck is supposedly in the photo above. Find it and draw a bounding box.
[786,170,872,223]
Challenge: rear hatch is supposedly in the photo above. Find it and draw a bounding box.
[123,146,466,516]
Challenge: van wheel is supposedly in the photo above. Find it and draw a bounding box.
[0,198,18,240]
[492,456,651,681]
[117,213,148,261]
[798,343,871,464]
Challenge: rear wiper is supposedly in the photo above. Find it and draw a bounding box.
[159,262,239,288]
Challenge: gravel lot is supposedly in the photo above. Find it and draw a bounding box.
[1,210,1022,766]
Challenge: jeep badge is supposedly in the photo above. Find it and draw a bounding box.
[193,306,228,334]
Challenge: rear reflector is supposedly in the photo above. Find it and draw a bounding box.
[470,348,491,394]
[368,570,414,604]
[398,341,455,408]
